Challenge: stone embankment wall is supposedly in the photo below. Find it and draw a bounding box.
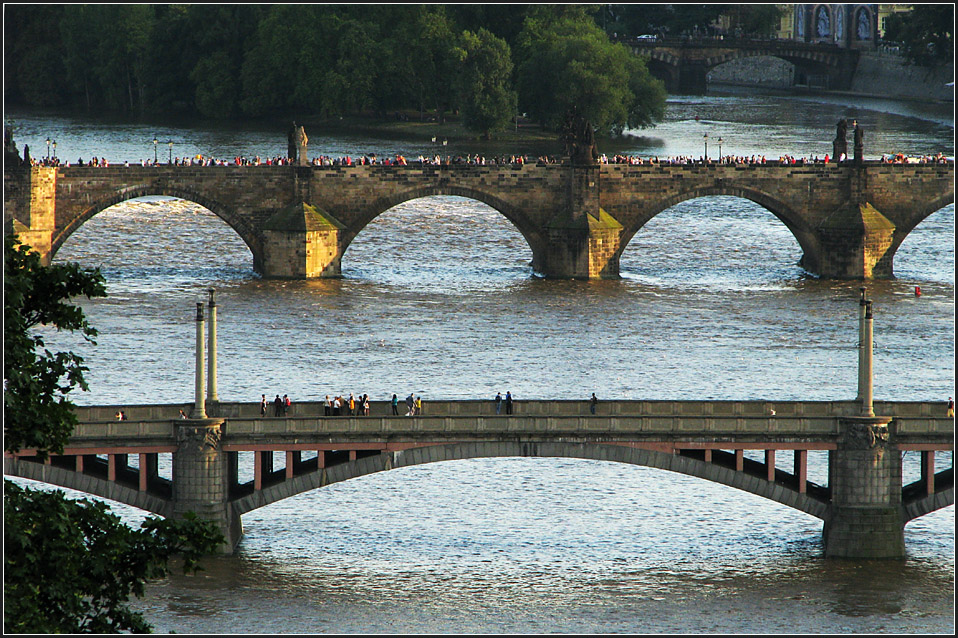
[708,51,954,103]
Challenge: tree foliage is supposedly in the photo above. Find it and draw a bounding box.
[453,29,518,138]
[4,483,224,634]
[516,7,665,134]
[3,4,669,137]
[3,234,106,459]
[3,234,224,634]
[883,5,955,68]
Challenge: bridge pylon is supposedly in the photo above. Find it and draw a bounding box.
[172,418,242,552]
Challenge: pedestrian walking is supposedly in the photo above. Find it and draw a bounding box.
[260,394,267,417]
[495,392,502,415]
[273,395,283,417]
[415,395,422,415]
[948,397,955,418]
[283,394,291,416]
[405,393,415,416]
[590,392,598,415]
[391,394,399,415]
[324,395,331,416]
[505,391,513,415]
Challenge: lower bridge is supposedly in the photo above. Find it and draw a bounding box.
[5,399,953,559]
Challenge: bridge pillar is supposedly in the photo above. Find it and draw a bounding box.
[539,165,624,279]
[4,166,56,264]
[823,417,905,558]
[805,200,896,279]
[260,201,345,278]
[172,419,243,553]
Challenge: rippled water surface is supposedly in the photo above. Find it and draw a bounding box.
[8,93,954,633]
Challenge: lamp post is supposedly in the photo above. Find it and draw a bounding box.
[45,137,51,159]
[703,132,709,161]
[168,140,173,164]
[718,137,723,161]
[52,140,56,160]
[153,137,158,164]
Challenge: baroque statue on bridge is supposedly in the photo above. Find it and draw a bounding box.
[560,106,599,166]
[287,121,308,164]
[832,119,848,163]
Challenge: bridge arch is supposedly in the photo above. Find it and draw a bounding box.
[50,185,263,270]
[339,186,545,261]
[617,185,817,268]
[231,442,831,521]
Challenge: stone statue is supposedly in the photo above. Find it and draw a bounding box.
[287,122,308,165]
[853,123,864,165]
[4,125,23,166]
[832,119,848,162]
[561,107,599,166]
[287,121,298,161]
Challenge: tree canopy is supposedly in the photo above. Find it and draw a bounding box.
[4,4,669,137]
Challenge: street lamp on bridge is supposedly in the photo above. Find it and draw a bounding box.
[51,140,56,160]
[718,137,723,161]
[703,132,709,160]
[168,140,173,164]
[153,137,158,164]
[45,137,51,159]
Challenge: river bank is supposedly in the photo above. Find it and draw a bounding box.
[707,50,954,105]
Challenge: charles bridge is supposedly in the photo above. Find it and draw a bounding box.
[624,37,863,93]
[3,154,954,281]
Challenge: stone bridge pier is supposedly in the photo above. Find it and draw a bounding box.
[172,418,243,552]
[824,417,904,558]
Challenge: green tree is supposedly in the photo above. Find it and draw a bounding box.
[453,28,518,138]
[883,5,954,68]
[4,235,106,457]
[3,234,224,633]
[516,7,665,135]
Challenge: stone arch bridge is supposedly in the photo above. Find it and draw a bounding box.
[625,38,861,93]
[4,159,953,280]
[4,399,953,559]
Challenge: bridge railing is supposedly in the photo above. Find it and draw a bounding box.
[72,399,953,423]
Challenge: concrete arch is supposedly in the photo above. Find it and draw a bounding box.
[50,185,262,269]
[231,442,831,521]
[617,185,815,264]
[339,186,543,260]
[902,484,955,523]
[4,458,173,518]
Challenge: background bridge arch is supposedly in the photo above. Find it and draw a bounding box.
[231,442,830,520]
[617,185,814,263]
[338,186,543,260]
[51,185,262,268]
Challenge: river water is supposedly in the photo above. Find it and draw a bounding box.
[7,93,955,633]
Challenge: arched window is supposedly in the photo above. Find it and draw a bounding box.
[816,5,831,39]
[856,7,873,41]
[796,5,805,39]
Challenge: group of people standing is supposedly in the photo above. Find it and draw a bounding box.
[324,393,371,417]
[260,394,292,417]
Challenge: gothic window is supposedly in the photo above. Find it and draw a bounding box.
[856,8,872,40]
[816,5,831,39]
[836,6,845,43]
[796,5,805,39]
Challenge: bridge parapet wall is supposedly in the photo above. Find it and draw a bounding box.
[71,399,953,423]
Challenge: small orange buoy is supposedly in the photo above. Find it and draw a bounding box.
[915,286,921,297]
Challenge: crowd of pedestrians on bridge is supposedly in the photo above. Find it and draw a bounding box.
[28,150,951,170]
